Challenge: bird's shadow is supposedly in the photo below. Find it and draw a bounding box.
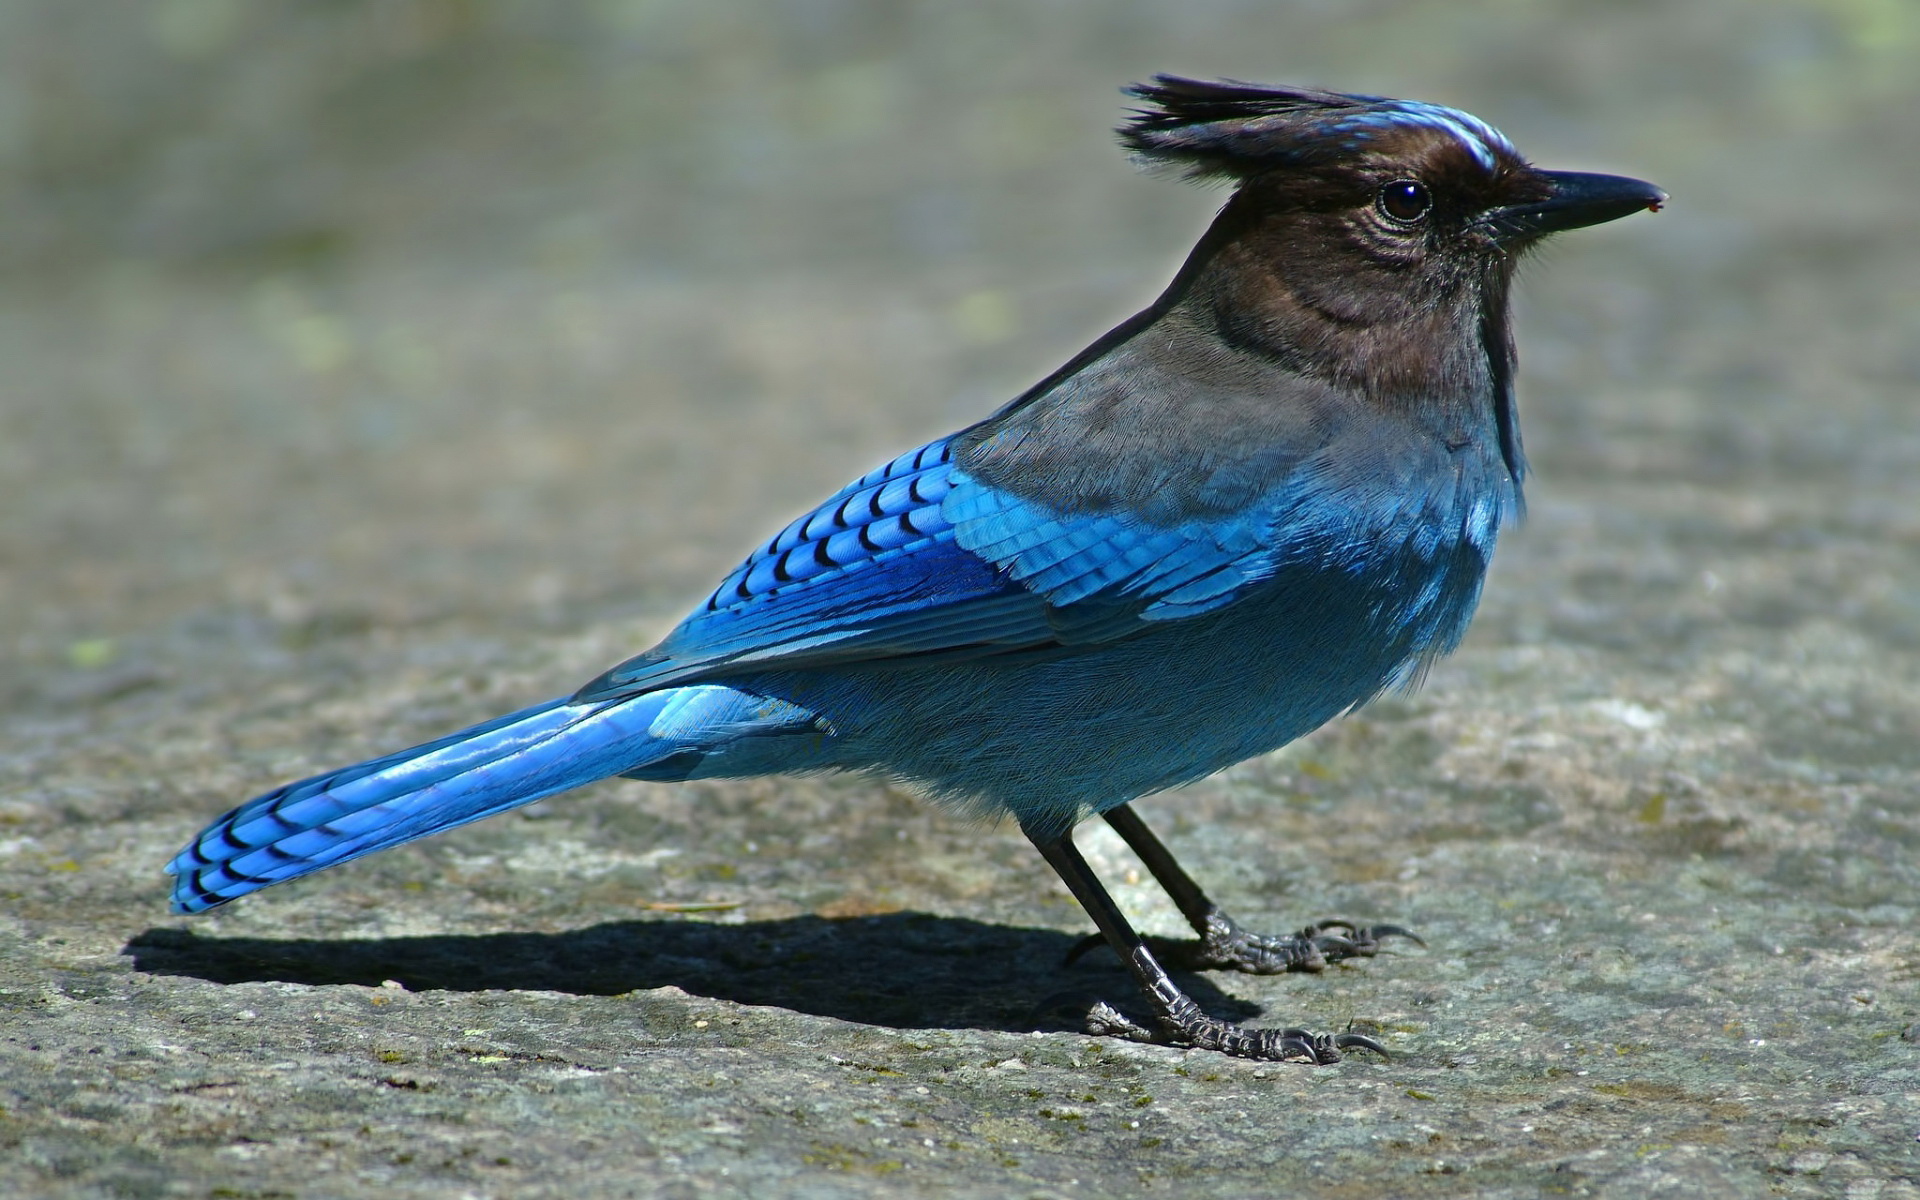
[124,912,1261,1036]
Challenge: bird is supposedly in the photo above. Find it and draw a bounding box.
[167,76,1663,1064]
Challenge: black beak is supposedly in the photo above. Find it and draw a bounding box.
[1486,171,1666,243]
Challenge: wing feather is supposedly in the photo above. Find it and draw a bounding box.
[574,435,1283,701]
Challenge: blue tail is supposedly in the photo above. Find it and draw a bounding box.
[167,686,822,913]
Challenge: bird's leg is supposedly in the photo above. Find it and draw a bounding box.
[1071,803,1423,975]
[1027,825,1384,1064]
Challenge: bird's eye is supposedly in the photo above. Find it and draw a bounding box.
[1377,179,1431,224]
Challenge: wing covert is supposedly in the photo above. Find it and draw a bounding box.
[575,436,1287,702]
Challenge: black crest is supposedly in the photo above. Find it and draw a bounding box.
[1119,75,1518,182]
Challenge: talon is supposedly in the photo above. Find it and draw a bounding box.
[1302,918,1427,959]
[1333,1032,1390,1058]
[1273,1028,1345,1064]
[1363,923,1427,949]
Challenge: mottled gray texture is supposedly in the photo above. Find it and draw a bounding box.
[3,1,1918,1196]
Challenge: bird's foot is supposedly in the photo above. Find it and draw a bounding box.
[1068,909,1422,975]
[1173,910,1424,974]
[1082,992,1387,1064]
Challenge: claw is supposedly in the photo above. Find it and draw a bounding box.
[1274,1028,1331,1063]
[1332,1031,1391,1058]
[1272,1028,1357,1064]
[1306,919,1426,957]
[1273,1028,1389,1063]
[1362,923,1427,949]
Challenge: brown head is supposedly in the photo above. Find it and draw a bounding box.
[1122,77,1665,479]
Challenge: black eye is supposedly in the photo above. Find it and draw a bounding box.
[1377,179,1431,224]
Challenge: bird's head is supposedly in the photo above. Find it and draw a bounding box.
[1123,76,1663,291]
[1120,76,1663,461]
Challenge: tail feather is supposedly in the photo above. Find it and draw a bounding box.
[169,695,665,913]
[168,684,829,913]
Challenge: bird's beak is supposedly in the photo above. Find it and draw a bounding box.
[1485,171,1666,243]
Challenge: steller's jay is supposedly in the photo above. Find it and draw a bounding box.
[168,77,1663,1063]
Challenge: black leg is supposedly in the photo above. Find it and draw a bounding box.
[1073,803,1423,974]
[1027,823,1385,1064]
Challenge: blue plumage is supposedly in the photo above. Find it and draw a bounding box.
[167,76,1661,1064]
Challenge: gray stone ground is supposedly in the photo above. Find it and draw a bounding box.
[3,3,1917,1196]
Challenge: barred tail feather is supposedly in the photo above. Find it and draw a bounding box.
[168,695,672,913]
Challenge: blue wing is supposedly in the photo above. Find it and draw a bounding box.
[576,435,1286,702]
[944,474,1271,619]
